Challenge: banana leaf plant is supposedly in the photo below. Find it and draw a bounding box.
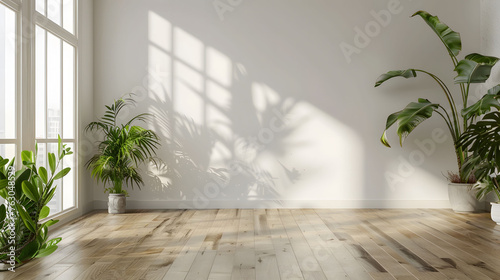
[0,137,72,270]
[85,94,161,195]
[375,10,500,183]
[459,111,500,201]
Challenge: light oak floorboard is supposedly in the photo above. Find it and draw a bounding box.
[1,209,497,280]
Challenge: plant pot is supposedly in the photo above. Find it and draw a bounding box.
[490,202,500,225]
[108,193,126,214]
[448,183,483,213]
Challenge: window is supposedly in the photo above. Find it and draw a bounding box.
[0,0,78,215]
[0,1,18,205]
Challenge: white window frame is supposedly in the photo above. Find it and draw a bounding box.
[0,0,78,217]
[0,0,21,206]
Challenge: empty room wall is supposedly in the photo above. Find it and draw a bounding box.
[481,0,500,88]
[92,0,481,209]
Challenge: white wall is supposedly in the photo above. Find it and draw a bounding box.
[92,0,483,209]
[481,0,500,89]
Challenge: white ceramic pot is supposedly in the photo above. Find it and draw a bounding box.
[490,202,500,225]
[108,193,126,214]
[448,183,483,213]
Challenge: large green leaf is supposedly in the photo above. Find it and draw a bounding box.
[41,219,59,229]
[43,188,57,205]
[48,153,56,174]
[412,11,461,56]
[39,206,50,219]
[22,181,40,201]
[0,179,8,190]
[15,169,31,199]
[381,99,439,147]
[18,240,39,261]
[462,85,500,119]
[0,204,6,223]
[16,204,35,232]
[38,167,48,184]
[454,53,499,84]
[0,158,9,168]
[53,167,71,180]
[375,69,417,87]
[459,111,500,186]
[21,151,33,165]
[380,110,402,148]
[46,237,62,247]
[35,245,58,258]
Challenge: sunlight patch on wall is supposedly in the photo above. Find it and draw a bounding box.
[174,27,204,71]
[147,45,171,103]
[147,11,172,105]
[174,61,204,123]
[207,47,232,87]
[148,11,171,52]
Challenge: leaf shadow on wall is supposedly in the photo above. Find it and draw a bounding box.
[142,76,303,208]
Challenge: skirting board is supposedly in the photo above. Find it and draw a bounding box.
[94,199,453,209]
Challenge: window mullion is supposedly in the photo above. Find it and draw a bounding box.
[59,37,63,212]
[44,29,48,139]
[15,0,21,164]
[34,12,77,46]
[20,0,36,153]
[60,37,63,141]
[0,0,20,12]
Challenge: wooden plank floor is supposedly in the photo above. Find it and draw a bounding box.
[1,209,499,280]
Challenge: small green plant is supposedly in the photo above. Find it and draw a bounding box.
[86,94,161,195]
[0,137,72,270]
[375,10,499,183]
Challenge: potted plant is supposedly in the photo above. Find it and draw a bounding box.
[374,10,499,212]
[459,111,500,223]
[0,137,71,270]
[86,95,160,214]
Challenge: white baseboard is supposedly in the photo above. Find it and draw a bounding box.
[93,199,452,210]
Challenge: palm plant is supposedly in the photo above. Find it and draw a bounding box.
[375,11,499,183]
[86,95,161,195]
[459,111,500,201]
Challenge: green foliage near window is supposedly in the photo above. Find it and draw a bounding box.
[0,137,71,269]
[85,95,161,195]
[459,111,500,201]
[374,10,499,183]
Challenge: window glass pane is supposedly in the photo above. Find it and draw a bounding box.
[46,143,61,214]
[47,0,61,26]
[62,142,74,210]
[36,26,46,138]
[0,144,16,161]
[36,0,46,16]
[47,32,61,139]
[0,6,16,139]
[36,143,46,170]
[62,0,74,34]
[63,42,74,138]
